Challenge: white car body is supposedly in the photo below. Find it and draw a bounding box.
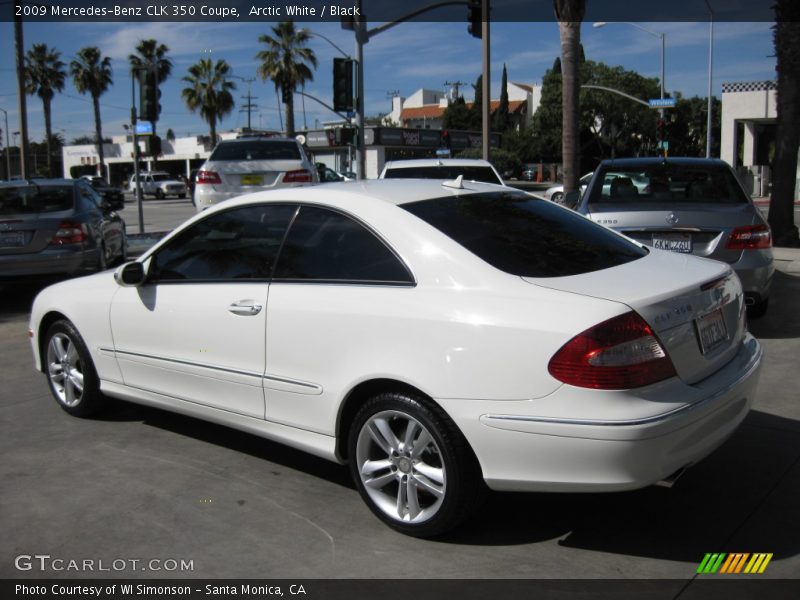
[29,179,762,535]
[380,158,506,186]
[194,137,317,212]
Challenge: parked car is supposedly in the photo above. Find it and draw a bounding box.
[81,176,125,211]
[543,172,594,203]
[128,171,187,200]
[29,179,762,537]
[576,157,774,317]
[194,137,317,212]
[1,178,126,280]
[380,158,506,186]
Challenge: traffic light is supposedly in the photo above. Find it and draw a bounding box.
[333,58,354,113]
[139,69,160,123]
[281,85,292,105]
[335,127,355,145]
[467,0,482,39]
[146,135,162,157]
[656,118,666,143]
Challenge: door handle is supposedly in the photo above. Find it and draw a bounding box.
[228,300,263,316]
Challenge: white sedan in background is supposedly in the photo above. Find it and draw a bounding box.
[29,179,762,537]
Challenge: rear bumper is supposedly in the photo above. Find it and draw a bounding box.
[731,249,774,302]
[438,334,762,492]
[0,245,100,279]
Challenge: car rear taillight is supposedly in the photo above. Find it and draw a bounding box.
[196,170,222,185]
[283,169,313,183]
[548,311,676,389]
[726,224,771,250]
[50,221,87,245]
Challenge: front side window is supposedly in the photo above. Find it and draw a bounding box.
[149,204,296,282]
[402,192,646,277]
[274,206,413,284]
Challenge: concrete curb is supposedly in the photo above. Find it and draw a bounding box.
[772,247,800,274]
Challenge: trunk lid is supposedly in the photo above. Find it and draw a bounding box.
[524,249,746,384]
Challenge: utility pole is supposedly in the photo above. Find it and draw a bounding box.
[481,0,490,161]
[14,14,29,179]
[444,81,467,101]
[237,77,257,132]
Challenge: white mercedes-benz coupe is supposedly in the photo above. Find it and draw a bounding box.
[29,178,763,537]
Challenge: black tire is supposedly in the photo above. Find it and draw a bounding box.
[155,188,164,199]
[43,320,104,417]
[747,298,769,319]
[348,391,485,537]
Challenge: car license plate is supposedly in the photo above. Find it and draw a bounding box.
[652,233,692,253]
[0,232,25,247]
[240,174,263,186]
[695,308,728,354]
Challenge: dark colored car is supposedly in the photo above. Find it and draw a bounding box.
[83,176,125,211]
[575,157,774,317]
[0,178,127,280]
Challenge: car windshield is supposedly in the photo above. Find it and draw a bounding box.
[401,191,646,277]
[384,166,502,185]
[588,163,749,204]
[0,184,74,215]
[210,140,301,161]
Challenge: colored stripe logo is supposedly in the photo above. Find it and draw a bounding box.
[697,553,773,574]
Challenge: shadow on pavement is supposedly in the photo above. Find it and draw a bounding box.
[0,281,52,323]
[748,270,800,339]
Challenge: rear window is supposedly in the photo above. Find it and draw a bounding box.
[210,140,302,162]
[402,192,646,277]
[0,185,74,215]
[588,163,749,204]
[384,166,502,185]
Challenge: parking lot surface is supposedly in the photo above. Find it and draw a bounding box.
[1,197,799,586]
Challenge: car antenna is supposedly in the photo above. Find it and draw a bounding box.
[442,175,464,190]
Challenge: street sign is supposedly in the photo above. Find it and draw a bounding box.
[649,98,677,109]
[135,121,153,135]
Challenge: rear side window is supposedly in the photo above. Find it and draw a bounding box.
[589,164,749,204]
[210,141,302,162]
[0,185,74,214]
[402,192,646,277]
[384,166,502,185]
[274,206,413,284]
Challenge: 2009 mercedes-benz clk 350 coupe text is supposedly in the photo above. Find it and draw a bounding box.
[30,179,762,537]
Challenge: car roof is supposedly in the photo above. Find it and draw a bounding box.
[217,137,299,144]
[0,178,79,187]
[597,157,731,169]
[384,158,495,168]
[205,178,514,212]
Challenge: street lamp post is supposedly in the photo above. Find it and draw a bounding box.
[0,108,10,180]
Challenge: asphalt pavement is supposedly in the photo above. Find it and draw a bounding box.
[0,199,798,588]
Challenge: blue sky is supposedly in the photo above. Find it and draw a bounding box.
[0,19,776,144]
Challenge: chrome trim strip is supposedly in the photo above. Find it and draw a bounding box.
[103,347,320,390]
[485,342,762,428]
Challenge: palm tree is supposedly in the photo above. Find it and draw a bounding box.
[255,21,317,137]
[768,0,800,247]
[25,43,66,177]
[128,39,172,139]
[70,47,113,178]
[553,0,586,196]
[181,58,236,144]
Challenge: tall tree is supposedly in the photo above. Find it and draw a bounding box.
[255,21,317,137]
[25,43,66,177]
[494,64,510,132]
[181,58,236,144]
[553,0,586,195]
[768,0,800,247]
[70,47,113,178]
[129,39,172,140]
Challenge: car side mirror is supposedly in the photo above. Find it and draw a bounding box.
[563,190,581,209]
[114,261,146,287]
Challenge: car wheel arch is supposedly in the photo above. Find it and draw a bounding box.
[36,311,72,372]
[335,378,462,464]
